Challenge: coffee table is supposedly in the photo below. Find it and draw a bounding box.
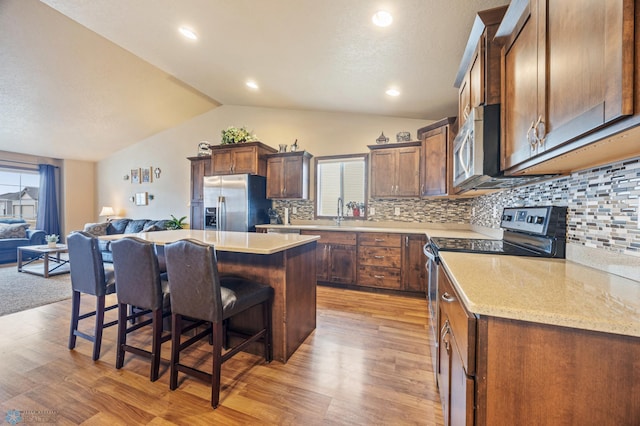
[17,244,70,278]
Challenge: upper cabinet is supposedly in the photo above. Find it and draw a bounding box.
[188,156,212,230]
[210,142,277,176]
[497,0,635,173]
[266,151,312,199]
[417,117,457,197]
[454,6,507,130]
[369,141,421,198]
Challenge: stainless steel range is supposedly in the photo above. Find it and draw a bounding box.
[423,206,567,378]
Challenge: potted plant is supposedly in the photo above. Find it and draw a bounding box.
[346,201,364,217]
[45,234,59,248]
[220,126,257,145]
[166,215,187,230]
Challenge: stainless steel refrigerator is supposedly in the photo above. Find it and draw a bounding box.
[203,174,271,232]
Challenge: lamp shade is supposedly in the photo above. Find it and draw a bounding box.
[99,206,115,217]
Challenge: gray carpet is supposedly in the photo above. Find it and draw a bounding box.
[0,263,72,316]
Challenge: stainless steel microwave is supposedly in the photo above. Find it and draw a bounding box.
[452,104,556,192]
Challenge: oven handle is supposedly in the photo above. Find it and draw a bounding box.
[423,242,435,262]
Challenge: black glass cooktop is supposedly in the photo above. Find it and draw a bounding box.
[430,237,544,257]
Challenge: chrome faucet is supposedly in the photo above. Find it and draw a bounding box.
[335,197,344,225]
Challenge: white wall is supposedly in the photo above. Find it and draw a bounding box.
[97,105,431,224]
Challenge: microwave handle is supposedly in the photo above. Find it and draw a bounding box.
[458,129,472,176]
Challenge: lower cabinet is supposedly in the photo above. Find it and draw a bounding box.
[301,231,356,285]
[437,265,640,425]
[301,230,426,293]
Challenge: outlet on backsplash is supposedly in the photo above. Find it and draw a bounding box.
[394,207,401,216]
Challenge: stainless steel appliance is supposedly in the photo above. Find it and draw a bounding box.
[452,105,556,192]
[424,206,567,376]
[203,174,271,232]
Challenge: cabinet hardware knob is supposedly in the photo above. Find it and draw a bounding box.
[374,275,385,279]
[374,238,385,242]
[373,255,385,259]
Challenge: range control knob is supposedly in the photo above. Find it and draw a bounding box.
[535,216,545,224]
[526,215,534,223]
[502,214,513,221]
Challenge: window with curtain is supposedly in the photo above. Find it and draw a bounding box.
[0,167,40,220]
[315,154,368,218]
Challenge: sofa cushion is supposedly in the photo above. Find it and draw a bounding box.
[0,223,30,239]
[108,219,130,235]
[124,219,149,234]
[83,222,110,237]
[142,224,162,232]
[0,219,27,225]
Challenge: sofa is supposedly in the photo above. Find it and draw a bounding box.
[0,219,47,264]
[82,218,170,263]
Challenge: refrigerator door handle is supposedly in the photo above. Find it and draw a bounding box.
[218,196,226,231]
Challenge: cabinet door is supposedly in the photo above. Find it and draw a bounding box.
[542,0,633,153]
[266,157,284,198]
[395,147,421,196]
[469,44,483,110]
[190,157,211,202]
[282,156,303,198]
[211,149,234,174]
[403,234,427,292]
[502,2,539,170]
[230,146,258,174]
[370,149,396,197]
[316,242,330,282]
[450,335,474,426]
[458,73,471,129]
[329,244,356,284]
[422,127,448,196]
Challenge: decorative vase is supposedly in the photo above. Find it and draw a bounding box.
[47,242,57,248]
[353,207,360,217]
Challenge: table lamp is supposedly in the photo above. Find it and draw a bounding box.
[99,206,115,221]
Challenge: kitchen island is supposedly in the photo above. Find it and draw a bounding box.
[100,229,319,363]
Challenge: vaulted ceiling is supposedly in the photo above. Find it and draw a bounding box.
[0,0,508,161]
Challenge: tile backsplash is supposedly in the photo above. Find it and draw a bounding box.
[273,156,639,256]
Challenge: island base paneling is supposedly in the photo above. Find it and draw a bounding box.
[217,241,317,363]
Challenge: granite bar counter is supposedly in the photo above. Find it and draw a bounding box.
[101,229,320,363]
[439,251,640,338]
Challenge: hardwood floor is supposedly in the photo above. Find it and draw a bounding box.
[0,285,443,425]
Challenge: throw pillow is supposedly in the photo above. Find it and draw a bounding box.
[142,224,161,232]
[84,222,109,237]
[0,223,30,239]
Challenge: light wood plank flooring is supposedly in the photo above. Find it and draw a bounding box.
[0,285,443,425]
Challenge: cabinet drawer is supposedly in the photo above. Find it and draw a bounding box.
[300,230,357,246]
[439,267,476,375]
[357,266,402,289]
[358,232,402,247]
[358,246,401,268]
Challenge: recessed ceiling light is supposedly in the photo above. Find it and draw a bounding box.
[246,80,259,89]
[372,11,393,27]
[386,88,400,97]
[179,26,198,40]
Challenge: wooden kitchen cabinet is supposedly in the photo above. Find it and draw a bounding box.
[437,263,640,425]
[300,230,356,285]
[266,151,312,199]
[497,0,634,173]
[188,156,211,230]
[210,142,277,176]
[437,267,475,426]
[357,232,403,290]
[369,141,421,198]
[417,117,457,197]
[402,234,427,292]
[454,6,506,129]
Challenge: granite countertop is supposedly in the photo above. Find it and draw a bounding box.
[439,251,640,338]
[99,229,319,255]
[257,221,499,238]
